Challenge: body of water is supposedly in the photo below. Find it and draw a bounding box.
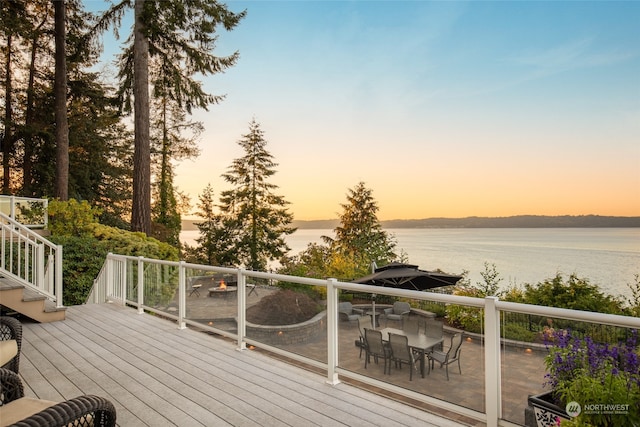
[180,228,640,299]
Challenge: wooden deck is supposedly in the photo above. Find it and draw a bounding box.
[16,303,467,427]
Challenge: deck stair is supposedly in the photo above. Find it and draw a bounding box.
[0,276,65,323]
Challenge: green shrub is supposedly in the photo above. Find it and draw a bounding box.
[500,322,536,342]
[623,274,640,317]
[50,235,109,305]
[48,199,100,236]
[51,222,179,306]
[445,267,490,333]
[88,223,178,261]
[522,273,623,314]
[416,300,447,318]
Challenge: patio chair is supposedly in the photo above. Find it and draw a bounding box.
[424,319,443,338]
[428,332,463,380]
[383,301,411,327]
[388,332,420,380]
[0,316,22,374]
[402,315,421,335]
[338,302,364,321]
[424,319,444,351]
[364,328,391,374]
[356,315,372,358]
[0,368,117,426]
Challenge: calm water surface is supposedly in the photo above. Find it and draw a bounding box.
[181,228,639,298]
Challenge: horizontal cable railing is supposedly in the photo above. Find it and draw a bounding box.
[0,212,63,307]
[89,253,640,427]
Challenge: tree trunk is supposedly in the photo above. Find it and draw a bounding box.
[131,0,151,233]
[2,34,13,194]
[54,0,69,201]
[23,15,47,196]
[23,28,38,196]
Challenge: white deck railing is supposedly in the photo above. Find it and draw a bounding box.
[88,253,640,427]
[0,212,63,307]
[0,195,48,229]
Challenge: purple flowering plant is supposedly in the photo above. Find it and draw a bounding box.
[543,329,640,426]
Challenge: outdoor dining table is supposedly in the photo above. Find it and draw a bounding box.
[380,327,444,378]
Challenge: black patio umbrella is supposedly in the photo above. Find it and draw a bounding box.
[351,262,463,328]
[352,262,463,291]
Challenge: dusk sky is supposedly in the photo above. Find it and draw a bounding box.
[90,1,640,221]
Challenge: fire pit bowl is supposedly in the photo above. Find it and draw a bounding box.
[208,279,238,298]
[208,287,237,297]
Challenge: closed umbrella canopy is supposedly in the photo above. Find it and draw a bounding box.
[352,262,462,291]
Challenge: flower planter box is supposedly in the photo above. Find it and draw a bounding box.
[525,391,570,427]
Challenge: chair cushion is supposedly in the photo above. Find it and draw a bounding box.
[0,339,18,367]
[0,397,57,427]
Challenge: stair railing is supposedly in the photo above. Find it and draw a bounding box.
[0,195,48,229]
[0,212,63,308]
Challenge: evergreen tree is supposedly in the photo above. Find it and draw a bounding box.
[191,184,235,266]
[21,1,54,196]
[54,0,69,200]
[149,73,202,246]
[219,119,296,271]
[96,0,246,234]
[324,182,396,276]
[130,0,151,234]
[1,0,31,193]
[1,0,130,214]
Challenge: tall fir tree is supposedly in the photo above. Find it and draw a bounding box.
[53,0,69,200]
[0,0,131,219]
[150,94,201,246]
[96,0,246,234]
[324,182,397,276]
[219,119,296,271]
[191,184,236,266]
[1,0,31,193]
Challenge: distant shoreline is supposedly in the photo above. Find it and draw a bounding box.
[182,215,640,231]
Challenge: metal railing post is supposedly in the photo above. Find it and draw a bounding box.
[137,257,144,314]
[236,269,247,351]
[120,257,127,306]
[55,245,63,308]
[484,296,502,427]
[0,226,5,270]
[326,278,340,385]
[36,243,45,289]
[42,198,48,229]
[106,254,114,302]
[178,261,186,329]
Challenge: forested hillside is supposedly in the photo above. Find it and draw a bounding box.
[182,215,640,230]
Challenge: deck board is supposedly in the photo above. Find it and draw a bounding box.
[17,303,465,427]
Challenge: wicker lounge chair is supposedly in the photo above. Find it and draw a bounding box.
[0,316,22,374]
[0,368,117,426]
